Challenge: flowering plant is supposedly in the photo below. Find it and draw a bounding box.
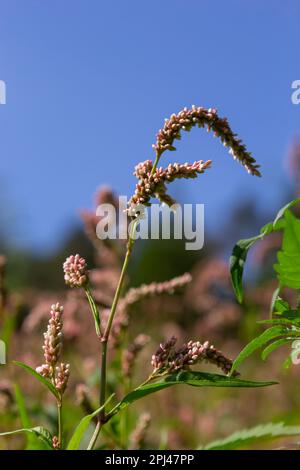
[3,106,296,451]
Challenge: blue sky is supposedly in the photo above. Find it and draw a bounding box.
[0,0,299,251]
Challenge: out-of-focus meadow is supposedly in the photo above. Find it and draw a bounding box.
[1,143,300,450]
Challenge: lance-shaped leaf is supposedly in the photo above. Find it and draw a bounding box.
[0,426,53,449]
[13,361,60,399]
[230,325,300,374]
[261,339,293,361]
[108,371,276,418]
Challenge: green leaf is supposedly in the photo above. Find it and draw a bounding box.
[278,309,300,322]
[273,297,290,313]
[13,361,60,399]
[274,210,300,289]
[258,319,290,325]
[270,297,300,324]
[201,422,300,450]
[0,427,53,449]
[109,371,276,417]
[14,384,48,450]
[230,198,300,303]
[85,287,101,337]
[230,326,299,374]
[261,339,294,360]
[230,234,265,303]
[14,384,31,429]
[273,197,300,226]
[67,394,114,450]
[0,311,16,350]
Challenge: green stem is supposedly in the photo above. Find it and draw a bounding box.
[151,150,161,175]
[88,221,138,450]
[103,240,135,341]
[106,373,157,421]
[86,341,108,450]
[88,151,162,450]
[85,394,115,450]
[99,341,108,421]
[57,399,62,449]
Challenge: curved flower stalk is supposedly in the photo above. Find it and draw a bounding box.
[153,105,261,177]
[128,105,260,214]
[36,303,70,449]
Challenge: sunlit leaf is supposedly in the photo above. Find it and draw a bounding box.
[109,371,276,417]
[274,210,300,290]
[13,361,59,399]
[261,339,293,360]
[0,427,53,449]
[231,326,299,374]
[230,198,300,303]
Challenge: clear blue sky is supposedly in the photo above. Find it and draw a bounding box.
[0,0,299,251]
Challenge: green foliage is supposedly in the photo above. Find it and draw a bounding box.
[230,197,300,373]
[231,325,300,373]
[201,422,300,450]
[0,427,53,449]
[109,371,276,417]
[14,384,48,450]
[230,197,300,303]
[85,287,102,337]
[261,339,293,360]
[13,361,60,400]
[67,395,114,450]
[230,234,267,303]
[274,210,300,289]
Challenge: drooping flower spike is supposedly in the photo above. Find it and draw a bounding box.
[151,337,239,377]
[153,105,260,176]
